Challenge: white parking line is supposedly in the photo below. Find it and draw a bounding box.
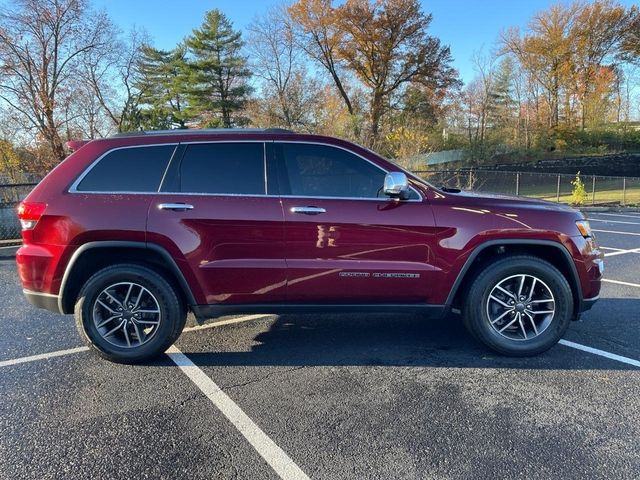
[0,346,89,368]
[0,315,271,369]
[593,229,640,236]
[603,278,640,288]
[167,345,311,480]
[559,340,640,367]
[603,248,640,257]
[593,212,640,219]
[589,218,640,225]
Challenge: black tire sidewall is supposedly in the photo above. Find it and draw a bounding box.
[465,257,573,356]
[75,265,185,363]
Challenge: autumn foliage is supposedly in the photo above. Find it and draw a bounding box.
[0,0,638,176]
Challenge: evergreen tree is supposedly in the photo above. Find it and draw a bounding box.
[136,45,189,129]
[185,10,251,127]
[186,9,250,128]
[491,57,516,131]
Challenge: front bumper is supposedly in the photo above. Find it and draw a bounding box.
[580,294,599,313]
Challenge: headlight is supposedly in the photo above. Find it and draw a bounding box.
[576,220,593,238]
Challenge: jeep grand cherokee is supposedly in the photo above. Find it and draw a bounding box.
[16,129,604,363]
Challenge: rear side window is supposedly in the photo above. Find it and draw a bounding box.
[279,143,386,198]
[178,143,265,195]
[75,145,176,192]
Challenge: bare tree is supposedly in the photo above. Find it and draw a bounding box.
[468,51,497,144]
[247,7,297,126]
[84,28,149,133]
[0,0,113,161]
[247,6,318,129]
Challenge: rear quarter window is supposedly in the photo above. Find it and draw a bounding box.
[75,145,176,192]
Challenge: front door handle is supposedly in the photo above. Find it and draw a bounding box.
[290,206,326,215]
[158,203,194,212]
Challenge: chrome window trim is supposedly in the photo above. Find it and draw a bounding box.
[68,139,424,202]
[65,191,414,202]
[68,143,179,194]
[68,191,275,198]
[274,140,423,202]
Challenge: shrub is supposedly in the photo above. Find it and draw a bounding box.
[384,127,430,160]
[570,172,588,206]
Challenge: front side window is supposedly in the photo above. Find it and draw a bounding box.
[178,143,265,195]
[75,145,176,192]
[279,143,385,198]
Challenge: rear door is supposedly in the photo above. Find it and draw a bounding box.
[276,142,439,304]
[146,141,286,305]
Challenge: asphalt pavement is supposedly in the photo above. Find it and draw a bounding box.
[1,212,639,479]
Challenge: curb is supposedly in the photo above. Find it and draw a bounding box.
[581,207,640,212]
[0,245,19,260]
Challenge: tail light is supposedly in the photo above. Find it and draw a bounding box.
[17,201,47,230]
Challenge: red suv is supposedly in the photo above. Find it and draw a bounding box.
[16,129,603,363]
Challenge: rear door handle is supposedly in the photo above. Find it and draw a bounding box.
[290,206,326,215]
[158,203,194,211]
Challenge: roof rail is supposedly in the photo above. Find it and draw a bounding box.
[112,128,295,137]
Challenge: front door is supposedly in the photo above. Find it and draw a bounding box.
[147,141,286,305]
[276,142,439,304]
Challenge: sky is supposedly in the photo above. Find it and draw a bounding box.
[95,0,637,85]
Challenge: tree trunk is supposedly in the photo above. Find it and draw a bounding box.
[278,90,292,127]
[369,91,383,144]
[48,131,66,162]
[44,106,66,162]
[329,69,354,117]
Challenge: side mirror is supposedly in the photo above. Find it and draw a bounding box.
[383,172,410,199]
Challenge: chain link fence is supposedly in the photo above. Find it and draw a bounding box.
[0,182,38,245]
[414,169,640,207]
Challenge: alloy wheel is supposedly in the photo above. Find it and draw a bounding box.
[92,282,161,348]
[486,274,555,341]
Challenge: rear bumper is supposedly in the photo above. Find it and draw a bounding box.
[16,243,65,293]
[23,289,63,314]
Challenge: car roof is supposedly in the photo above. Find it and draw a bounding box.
[88,128,366,153]
[111,128,295,138]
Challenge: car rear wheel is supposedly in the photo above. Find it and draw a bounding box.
[75,264,186,364]
[463,255,573,356]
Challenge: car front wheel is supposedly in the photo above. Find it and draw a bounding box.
[463,255,573,356]
[74,264,186,364]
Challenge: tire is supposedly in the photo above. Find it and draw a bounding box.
[462,255,573,356]
[74,264,186,364]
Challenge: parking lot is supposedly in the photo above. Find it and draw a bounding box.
[1,211,639,480]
